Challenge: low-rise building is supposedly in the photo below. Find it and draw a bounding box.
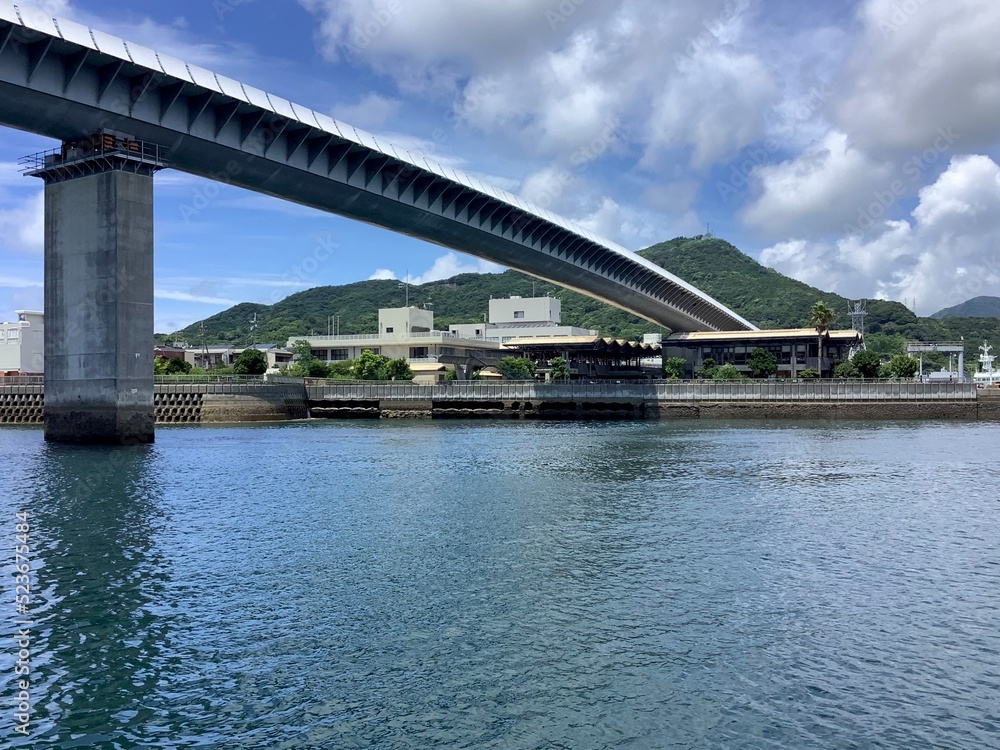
[0,311,44,375]
[287,306,504,375]
[449,296,598,343]
[505,336,663,380]
[184,344,292,372]
[663,328,862,378]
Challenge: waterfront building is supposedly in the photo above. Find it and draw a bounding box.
[287,306,504,382]
[184,344,292,372]
[449,296,598,343]
[504,336,663,380]
[0,311,44,375]
[664,328,862,378]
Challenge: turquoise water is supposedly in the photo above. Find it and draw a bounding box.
[1,420,998,749]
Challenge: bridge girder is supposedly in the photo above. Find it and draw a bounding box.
[0,4,757,332]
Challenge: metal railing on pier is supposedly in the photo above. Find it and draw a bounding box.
[305,379,978,402]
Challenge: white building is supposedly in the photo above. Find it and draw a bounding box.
[0,311,44,375]
[288,306,505,383]
[449,296,598,343]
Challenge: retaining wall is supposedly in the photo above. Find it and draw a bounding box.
[1,379,997,425]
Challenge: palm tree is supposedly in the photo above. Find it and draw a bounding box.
[808,301,837,378]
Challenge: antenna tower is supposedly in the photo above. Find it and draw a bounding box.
[848,299,867,355]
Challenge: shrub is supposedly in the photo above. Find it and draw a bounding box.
[714,363,745,380]
[663,356,686,380]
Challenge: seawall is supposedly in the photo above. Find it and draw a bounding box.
[1,379,998,425]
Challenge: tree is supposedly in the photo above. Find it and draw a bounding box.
[352,350,387,380]
[549,357,571,380]
[799,367,820,379]
[497,356,537,380]
[302,359,331,378]
[290,340,315,360]
[747,348,778,379]
[153,356,170,375]
[383,358,414,381]
[663,356,687,380]
[165,357,192,375]
[834,360,860,379]
[697,357,719,379]
[808,301,838,378]
[351,351,414,381]
[327,361,355,379]
[885,353,919,379]
[714,363,745,380]
[233,349,267,375]
[852,349,882,378]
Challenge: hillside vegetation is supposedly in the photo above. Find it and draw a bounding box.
[165,236,1000,360]
[931,296,1000,319]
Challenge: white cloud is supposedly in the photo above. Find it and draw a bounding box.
[402,252,504,285]
[0,274,43,289]
[300,0,779,169]
[836,0,1000,153]
[335,93,402,130]
[760,155,1000,314]
[0,192,44,254]
[644,48,779,169]
[742,131,894,235]
[369,268,396,281]
[154,290,240,305]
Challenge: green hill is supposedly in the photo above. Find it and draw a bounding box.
[164,236,1000,360]
[931,296,1000,319]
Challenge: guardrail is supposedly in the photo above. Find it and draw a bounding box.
[0,376,44,386]
[306,379,979,402]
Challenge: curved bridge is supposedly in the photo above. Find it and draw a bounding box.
[0,2,754,333]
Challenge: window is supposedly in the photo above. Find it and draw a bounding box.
[312,350,328,360]
[7,330,18,340]
[441,347,456,356]
[329,349,349,361]
[514,311,525,319]
[363,347,380,355]
[385,327,394,334]
[409,347,429,358]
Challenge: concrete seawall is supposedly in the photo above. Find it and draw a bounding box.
[0,380,309,425]
[1,379,998,424]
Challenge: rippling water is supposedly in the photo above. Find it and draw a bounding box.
[1,420,998,749]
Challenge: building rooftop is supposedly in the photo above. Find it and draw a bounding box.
[667,328,861,343]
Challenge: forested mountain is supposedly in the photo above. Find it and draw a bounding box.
[164,236,1000,358]
[931,296,1000,319]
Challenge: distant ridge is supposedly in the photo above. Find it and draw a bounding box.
[931,296,1000,320]
[162,237,1000,356]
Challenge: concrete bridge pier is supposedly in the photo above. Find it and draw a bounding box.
[26,134,165,444]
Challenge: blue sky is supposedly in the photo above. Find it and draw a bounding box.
[1,0,999,332]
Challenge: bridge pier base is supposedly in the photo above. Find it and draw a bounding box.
[27,136,164,444]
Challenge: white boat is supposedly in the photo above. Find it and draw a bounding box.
[973,341,1000,387]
